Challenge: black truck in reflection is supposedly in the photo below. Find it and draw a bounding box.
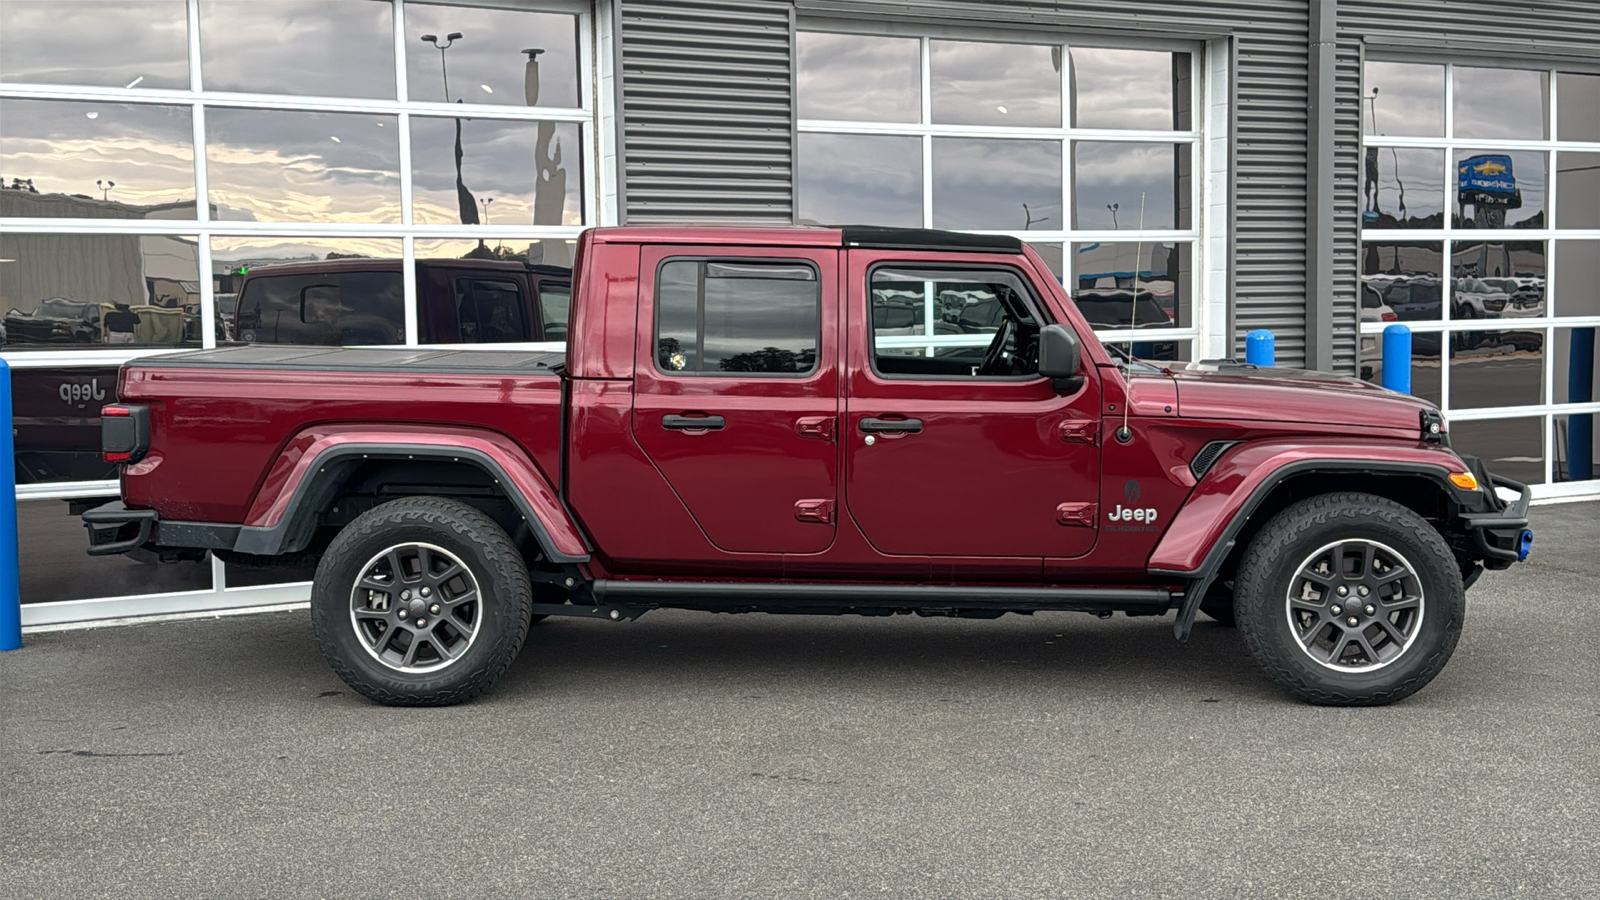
[5,298,105,345]
[11,259,571,484]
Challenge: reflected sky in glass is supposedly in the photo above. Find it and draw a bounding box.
[414,238,577,269]
[1556,152,1600,229]
[932,138,1060,230]
[798,133,922,227]
[210,235,402,267]
[199,0,395,99]
[1453,67,1548,140]
[1363,62,1443,137]
[405,6,580,107]
[1027,242,1064,280]
[410,117,582,226]
[1453,149,1545,228]
[1072,142,1182,229]
[931,40,1059,128]
[797,32,920,123]
[1,0,189,89]
[1070,48,1186,131]
[1557,73,1600,142]
[206,108,400,223]
[0,98,194,215]
[1363,148,1445,227]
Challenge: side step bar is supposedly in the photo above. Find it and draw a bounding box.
[589,580,1175,614]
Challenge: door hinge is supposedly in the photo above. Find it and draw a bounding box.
[1056,502,1097,527]
[794,499,835,524]
[795,416,836,442]
[1057,419,1097,444]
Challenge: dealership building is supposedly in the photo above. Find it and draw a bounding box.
[1,0,1597,621]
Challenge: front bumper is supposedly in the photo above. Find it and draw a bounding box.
[1458,472,1533,569]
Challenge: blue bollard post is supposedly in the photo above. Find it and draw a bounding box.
[1245,329,1275,366]
[1382,323,1412,395]
[0,359,21,651]
[1569,327,1594,482]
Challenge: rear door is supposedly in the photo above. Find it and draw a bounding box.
[842,250,1102,565]
[631,246,840,554]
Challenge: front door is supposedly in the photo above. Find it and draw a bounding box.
[631,246,840,554]
[842,251,1102,563]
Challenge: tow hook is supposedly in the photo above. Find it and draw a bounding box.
[1518,530,1534,561]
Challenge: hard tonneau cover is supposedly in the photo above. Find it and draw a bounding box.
[131,345,566,375]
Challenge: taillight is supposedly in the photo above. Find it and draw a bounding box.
[102,404,150,463]
[1382,311,1398,322]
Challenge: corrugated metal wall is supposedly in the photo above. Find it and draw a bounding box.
[616,0,1317,363]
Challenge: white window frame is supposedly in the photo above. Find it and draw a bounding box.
[1359,60,1600,500]
[1,0,615,625]
[794,22,1227,362]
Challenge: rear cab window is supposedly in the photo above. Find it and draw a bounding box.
[453,277,530,343]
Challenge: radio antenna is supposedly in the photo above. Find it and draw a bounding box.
[1116,191,1146,444]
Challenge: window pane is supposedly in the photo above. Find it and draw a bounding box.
[1450,329,1544,410]
[1362,62,1443,138]
[1556,73,1600,142]
[933,138,1061,230]
[1554,241,1600,319]
[0,232,202,349]
[410,117,583,226]
[406,6,580,108]
[413,237,576,270]
[798,133,922,227]
[1071,242,1188,329]
[211,237,403,343]
[199,0,395,99]
[1554,328,1600,405]
[1453,150,1546,229]
[1110,340,1190,364]
[931,40,1060,127]
[0,99,195,218]
[1553,414,1595,482]
[1450,241,1544,321]
[1359,329,1443,409]
[1361,148,1444,228]
[1027,242,1064,281]
[869,267,1041,377]
[1071,48,1190,131]
[1556,152,1600,230]
[655,261,820,375]
[17,501,212,600]
[1072,142,1187,230]
[1451,418,1544,485]
[1363,242,1443,322]
[206,108,400,223]
[796,32,919,123]
[0,0,189,90]
[454,278,528,343]
[1453,67,1548,140]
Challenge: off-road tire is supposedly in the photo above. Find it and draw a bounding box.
[311,497,534,706]
[1234,492,1464,706]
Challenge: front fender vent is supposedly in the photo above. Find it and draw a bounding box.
[1190,441,1239,481]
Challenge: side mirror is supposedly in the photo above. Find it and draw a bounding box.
[1038,323,1082,376]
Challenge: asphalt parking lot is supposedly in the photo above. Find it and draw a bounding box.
[2,501,1596,899]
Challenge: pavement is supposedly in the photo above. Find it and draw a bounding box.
[2,501,1596,899]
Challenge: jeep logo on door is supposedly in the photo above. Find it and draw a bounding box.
[1109,479,1157,527]
[60,378,107,407]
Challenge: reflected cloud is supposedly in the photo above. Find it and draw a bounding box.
[199,0,395,99]
[797,32,920,123]
[932,138,1060,230]
[0,0,189,90]
[405,6,580,108]
[797,133,922,227]
[409,117,581,226]
[1070,48,1187,131]
[206,108,401,223]
[1072,142,1182,229]
[1454,67,1548,141]
[0,99,194,211]
[1363,62,1444,138]
[931,40,1059,128]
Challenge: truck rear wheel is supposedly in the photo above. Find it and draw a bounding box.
[1234,492,1464,706]
[310,497,534,706]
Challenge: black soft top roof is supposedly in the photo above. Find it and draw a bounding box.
[838,226,1023,254]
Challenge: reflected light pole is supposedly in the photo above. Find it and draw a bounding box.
[479,197,494,224]
[420,32,463,102]
[1022,202,1050,230]
[97,179,115,200]
[1106,203,1119,229]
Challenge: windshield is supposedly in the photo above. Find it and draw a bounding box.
[31,298,93,318]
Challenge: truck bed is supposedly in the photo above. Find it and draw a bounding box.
[118,345,567,524]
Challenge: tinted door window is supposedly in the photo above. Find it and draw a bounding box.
[236,270,403,345]
[655,260,820,375]
[454,277,529,343]
[538,282,570,340]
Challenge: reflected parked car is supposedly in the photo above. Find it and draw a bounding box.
[4,297,101,345]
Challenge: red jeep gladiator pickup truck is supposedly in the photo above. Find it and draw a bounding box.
[84,226,1533,707]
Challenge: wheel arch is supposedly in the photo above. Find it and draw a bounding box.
[235,426,590,564]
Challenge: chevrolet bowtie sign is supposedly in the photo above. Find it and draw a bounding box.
[1458,154,1517,195]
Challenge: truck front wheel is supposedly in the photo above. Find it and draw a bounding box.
[311,497,534,706]
[1234,492,1464,706]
